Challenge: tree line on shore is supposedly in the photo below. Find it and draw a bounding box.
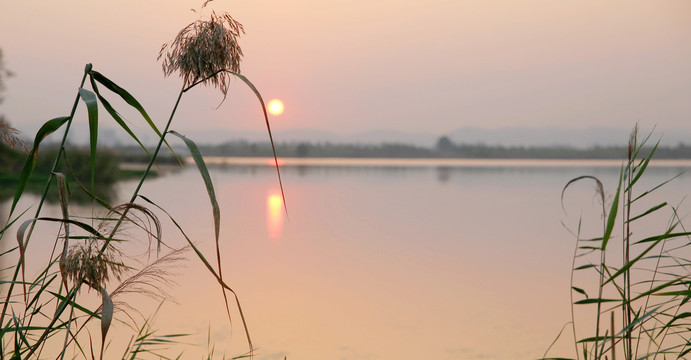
[114,136,691,160]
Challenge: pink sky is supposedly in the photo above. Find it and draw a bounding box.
[1,0,690,138]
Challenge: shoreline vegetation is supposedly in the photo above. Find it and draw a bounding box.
[5,138,691,192]
[115,137,691,161]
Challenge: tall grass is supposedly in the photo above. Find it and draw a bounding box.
[542,126,691,360]
[0,4,282,359]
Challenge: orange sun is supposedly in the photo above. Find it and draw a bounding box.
[267,99,284,116]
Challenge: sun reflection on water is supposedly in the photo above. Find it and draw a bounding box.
[267,192,284,241]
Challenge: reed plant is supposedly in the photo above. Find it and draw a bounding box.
[0,3,283,359]
[542,126,691,360]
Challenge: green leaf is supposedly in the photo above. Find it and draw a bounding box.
[571,286,588,299]
[602,168,622,250]
[626,140,658,192]
[577,335,609,343]
[48,291,100,318]
[79,87,99,191]
[100,286,113,357]
[9,116,70,215]
[655,290,691,297]
[574,298,619,305]
[167,130,231,332]
[89,76,151,159]
[17,217,104,241]
[167,131,219,245]
[90,71,179,162]
[604,230,678,285]
[627,202,667,223]
[634,231,691,244]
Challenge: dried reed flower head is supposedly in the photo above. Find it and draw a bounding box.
[0,117,27,151]
[63,237,126,291]
[62,203,163,292]
[158,11,244,96]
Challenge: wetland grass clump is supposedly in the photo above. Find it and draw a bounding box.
[1,3,283,358]
[542,126,691,360]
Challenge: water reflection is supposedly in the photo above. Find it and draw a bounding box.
[5,158,691,359]
[267,192,284,241]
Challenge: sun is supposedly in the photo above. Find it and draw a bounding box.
[267,99,284,116]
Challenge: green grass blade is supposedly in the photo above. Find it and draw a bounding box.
[90,71,179,163]
[167,130,234,343]
[627,202,667,223]
[89,76,151,159]
[604,231,677,285]
[601,168,622,250]
[9,116,70,215]
[48,292,100,318]
[634,231,691,245]
[627,140,659,192]
[167,131,219,244]
[572,287,589,299]
[574,298,619,305]
[79,88,99,192]
[17,217,104,240]
[631,173,683,204]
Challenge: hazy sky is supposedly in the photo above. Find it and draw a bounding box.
[1,0,690,139]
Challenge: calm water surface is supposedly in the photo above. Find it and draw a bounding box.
[3,158,691,359]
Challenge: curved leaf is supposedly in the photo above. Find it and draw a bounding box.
[100,286,113,360]
[89,76,151,159]
[9,116,70,215]
[226,71,287,216]
[167,131,219,244]
[79,87,99,190]
[90,71,179,162]
[602,168,622,250]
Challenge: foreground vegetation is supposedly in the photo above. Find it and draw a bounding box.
[0,144,145,203]
[1,3,283,359]
[542,127,691,360]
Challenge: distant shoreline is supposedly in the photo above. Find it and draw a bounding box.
[121,156,691,169]
[116,140,691,163]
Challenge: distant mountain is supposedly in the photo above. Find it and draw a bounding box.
[445,127,691,149]
[445,127,630,148]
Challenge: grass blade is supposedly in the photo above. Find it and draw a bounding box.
[79,87,99,190]
[225,71,287,216]
[602,168,622,250]
[100,287,113,360]
[167,131,219,244]
[90,71,179,163]
[9,116,70,215]
[89,76,151,159]
[167,130,232,342]
[627,202,667,223]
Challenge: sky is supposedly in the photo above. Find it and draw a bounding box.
[1,0,690,141]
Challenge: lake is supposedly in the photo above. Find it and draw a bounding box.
[3,157,691,359]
